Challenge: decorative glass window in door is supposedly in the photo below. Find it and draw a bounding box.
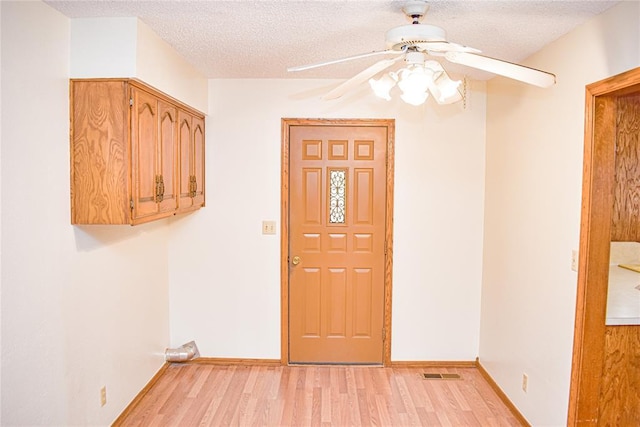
[329,169,346,224]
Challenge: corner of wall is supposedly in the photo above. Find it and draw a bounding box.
[135,19,208,113]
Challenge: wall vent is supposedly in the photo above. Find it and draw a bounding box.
[422,373,461,380]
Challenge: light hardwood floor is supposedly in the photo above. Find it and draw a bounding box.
[116,364,523,426]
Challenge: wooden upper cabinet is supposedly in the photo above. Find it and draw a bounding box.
[70,78,205,225]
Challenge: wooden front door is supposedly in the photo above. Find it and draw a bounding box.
[284,119,393,364]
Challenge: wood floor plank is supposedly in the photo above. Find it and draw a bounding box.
[416,406,442,426]
[394,373,422,425]
[117,365,524,426]
[247,368,272,426]
[320,383,331,424]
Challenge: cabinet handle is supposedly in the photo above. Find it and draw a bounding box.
[189,175,197,198]
[155,175,164,203]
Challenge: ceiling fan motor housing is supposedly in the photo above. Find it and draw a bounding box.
[402,0,430,20]
[385,24,446,50]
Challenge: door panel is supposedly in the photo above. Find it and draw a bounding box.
[289,125,387,364]
[327,268,347,337]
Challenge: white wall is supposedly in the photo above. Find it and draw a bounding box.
[71,18,138,78]
[480,2,640,425]
[1,2,207,425]
[168,79,487,361]
[71,17,208,113]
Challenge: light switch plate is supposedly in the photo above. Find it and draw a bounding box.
[262,220,276,235]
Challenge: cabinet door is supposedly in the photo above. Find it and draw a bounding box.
[178,111,194,210]
[131,87,159,219]
[192,115,205,207]
[158,101,178,213]
[177,111,206,211]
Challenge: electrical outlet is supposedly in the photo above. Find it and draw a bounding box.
[100,386,107,407]
[522,373,528,393]
[571,249,578,271]
[262,220,276,235]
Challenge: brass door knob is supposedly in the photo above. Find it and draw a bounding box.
[292,256,301,266]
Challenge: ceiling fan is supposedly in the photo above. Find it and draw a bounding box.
[287,1,556,105]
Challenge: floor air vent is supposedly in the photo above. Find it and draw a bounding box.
[422,373,461,380]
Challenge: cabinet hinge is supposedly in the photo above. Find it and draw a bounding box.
[384,241,387,255]
[129,97,133,107]
[130,199,134,210]
[382,327,386,341]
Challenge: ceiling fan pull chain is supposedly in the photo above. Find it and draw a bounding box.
[463,77,467,110]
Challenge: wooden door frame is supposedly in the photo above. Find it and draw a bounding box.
[568,67,640,424]
[280,118,395,366]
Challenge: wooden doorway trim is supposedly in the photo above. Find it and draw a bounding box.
[568,67,640,425]
[280,118,395,366]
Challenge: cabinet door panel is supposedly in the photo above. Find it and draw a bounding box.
[131,88,159,219]
[192,115,205,207]
[178,111,193,210]
[159,102,178,213]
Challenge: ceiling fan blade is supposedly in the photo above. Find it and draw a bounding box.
[287,49,402,72]
[444,52,556,88]
[322,56,403,100]
[417,41,481,54]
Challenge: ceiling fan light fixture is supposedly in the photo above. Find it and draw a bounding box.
[368,59,463,106]
[395,65,433,105]
[429,73,462,104]
[397,66,432,94]
[369,73,398,100]
[400,90,429,106]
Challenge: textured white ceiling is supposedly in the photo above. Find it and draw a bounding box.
[45,0,618,81]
